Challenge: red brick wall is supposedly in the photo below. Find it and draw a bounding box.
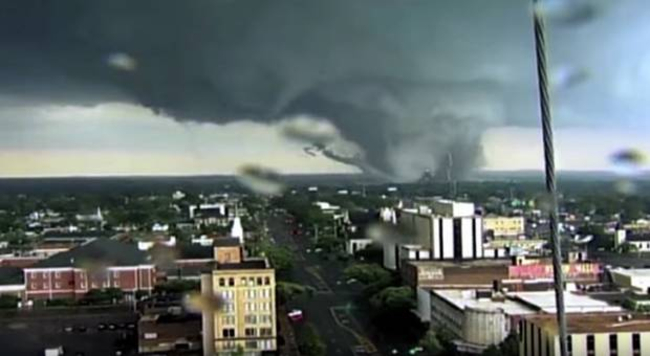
[25,266,155,300]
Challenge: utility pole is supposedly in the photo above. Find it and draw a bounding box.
[532,1,568,355]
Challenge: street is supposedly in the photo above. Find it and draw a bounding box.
[268,214,380,356]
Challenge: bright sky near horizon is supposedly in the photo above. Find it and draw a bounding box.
[0,103,646,177]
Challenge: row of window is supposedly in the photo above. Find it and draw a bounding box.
[218,276,272,287]
[30,271,130,279]
[221,327,273,338]
[221,314,273,325]
[30,281,124,290]
[219,339,274,351]
[218,289,272,301]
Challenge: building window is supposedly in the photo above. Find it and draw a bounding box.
[31,283,37,290]
[42,283,48,289]
[587,334,595,355]
[241,277,247,286]
[114,281,120,288]
[222,328,235,338]
[264,277,270,285]
[219,278,225,287]
[245,340,257,349]
[55,271,61,278]
[80,282,86,289]
[257,277,263,285]
[609,334,617,356]
[260,327,273,336]
[245,328,256,337]
[245,315,257,324]
[55,282,61,289]
[567,335,572,356]
[633,333,641,355]
[249,277,255,286]
[144,333,157,340]
[228,278,234,286]
[113,271,119,278]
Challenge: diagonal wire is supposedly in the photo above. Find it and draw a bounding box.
[532,1,568,355]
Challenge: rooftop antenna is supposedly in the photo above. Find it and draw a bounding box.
[532,1,568,355]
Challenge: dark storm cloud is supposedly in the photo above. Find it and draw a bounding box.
[0,0,642,180]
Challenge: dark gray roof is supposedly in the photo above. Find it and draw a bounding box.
[213,238,240,247]
[0,266,24,285]
[627,234,650,242]
[32,238,147,268]
[196,208,227,218]
[177,243,213,259]
[42,230,114,239]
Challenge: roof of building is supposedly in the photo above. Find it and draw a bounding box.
[432,289,535,315]
[526,313,650,334]
[610,268,650,279]
[213,238,241,247]
[626,234,650,242]
[31,238,148,269]
[509,291,622,314]
[42,230,114,239]
[176,243,213,260]
[0,266,24,285]
[216,259,269,271]
[196,207,227,218]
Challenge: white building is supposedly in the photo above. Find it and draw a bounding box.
[615,229,650,252]
[429,289,534,353]
[399,206,483,261]
[610,268,650,294]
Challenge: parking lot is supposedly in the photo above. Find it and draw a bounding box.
[0,307,137,356]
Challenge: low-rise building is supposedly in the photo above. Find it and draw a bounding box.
[520,313,650,356]
[23,239,155,300]
[429,289,534,353]
[610,268,650,293]
[138,312,202,354]
[483,216,525,238]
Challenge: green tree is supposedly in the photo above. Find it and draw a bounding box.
[343,264,391,285]
[369,286,415,310]
[263,245,295,272]
[298,323,326,356]
[615,242,638,254]
[497,333,519,356]
[419,329,445,356]
[276,282,314,304]
[0,295,18,309]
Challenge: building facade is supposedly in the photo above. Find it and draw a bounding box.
[520,313,650,356]
[22,238,155,300]
[202,239,276,356]
[483,216,525,238]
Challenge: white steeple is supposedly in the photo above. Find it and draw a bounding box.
[230,204,244,243]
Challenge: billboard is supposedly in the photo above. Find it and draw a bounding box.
[508,263,600,280]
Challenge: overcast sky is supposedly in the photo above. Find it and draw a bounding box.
[0,0,648,178]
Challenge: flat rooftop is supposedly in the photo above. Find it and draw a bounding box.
[610,268,650,278]
[527,313,650,334]
[510,291,623,314]
[216,259,269,270]
[433,289,535,315]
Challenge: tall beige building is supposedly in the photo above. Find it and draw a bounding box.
[520,313,650,356]
[201,238,276,356]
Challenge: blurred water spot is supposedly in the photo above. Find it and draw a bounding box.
[183,292,224,314]
[79,260,108,280]
[149,243,178,269]
[7,322,27,330]
[614,179,636,195]
[533,0,598,25]
[280,116,340,145]
[236,165,285,195]
[536,193,555,215]
[551,66,589,89]
[365,222,414,244]
[106,52,137,72]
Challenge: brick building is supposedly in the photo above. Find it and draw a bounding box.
[24,239,155,300]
